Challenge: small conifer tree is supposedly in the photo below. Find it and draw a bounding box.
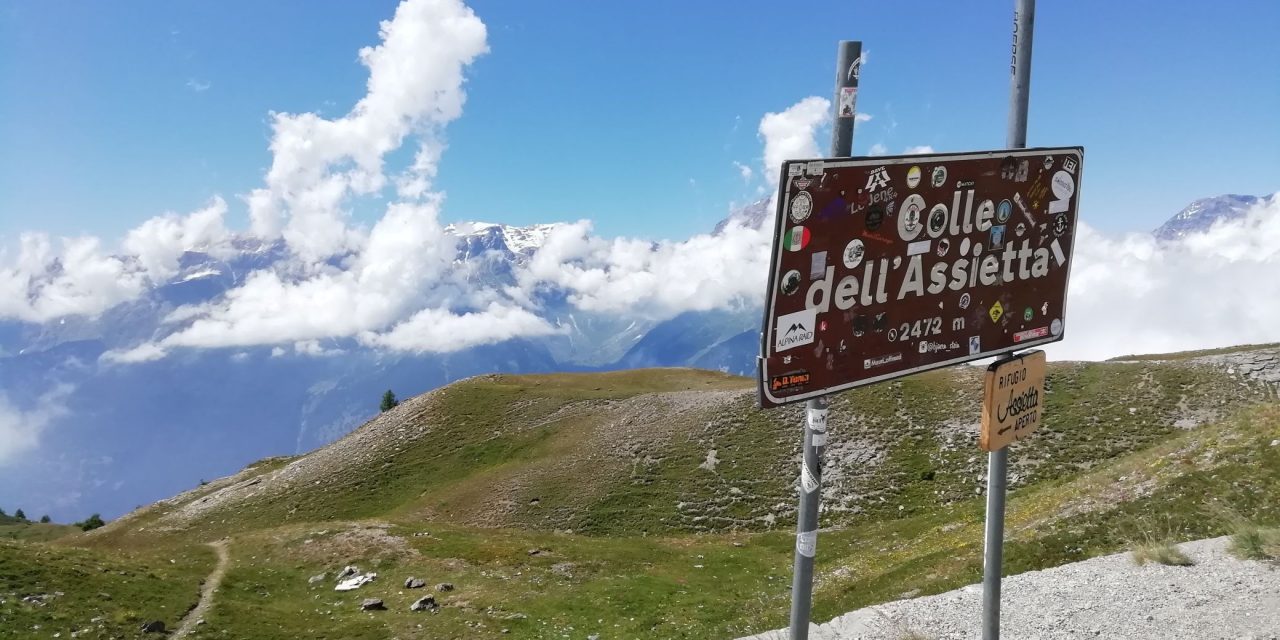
[40,515,51,524]
[14,509,25,521]
[380,389,399,412]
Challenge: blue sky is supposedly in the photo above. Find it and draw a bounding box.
[1,0,1277,244]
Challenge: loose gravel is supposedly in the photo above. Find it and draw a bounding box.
[740,536,1279,640]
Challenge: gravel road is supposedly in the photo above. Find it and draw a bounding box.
[739,536,1278,640]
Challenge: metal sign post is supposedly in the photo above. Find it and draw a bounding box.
[983,2,1036,639]
[787,39,860,640]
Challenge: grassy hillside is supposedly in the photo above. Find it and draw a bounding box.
[1,346,1276,639]
[90,354,1272,543]
[0,522,80,543]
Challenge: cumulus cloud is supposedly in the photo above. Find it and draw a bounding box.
[904,145,935,155]
[0,385,73,467]
[160,199,455,349]
[0,234,147,323]
[359,302,559,353]
[759,97,830,186]
[245,0,488,261]
[855,113,873,123]
[122,197,231,282]
[1051,194,1280,360]
[868,143,888,156]
[514,220,773,318]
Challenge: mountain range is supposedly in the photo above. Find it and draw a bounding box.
[0,193,1270,521]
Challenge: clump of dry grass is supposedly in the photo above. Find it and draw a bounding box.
[1226,523,1280,561]
[1131,540,1194,566]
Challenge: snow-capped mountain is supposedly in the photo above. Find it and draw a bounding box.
[1152,194,1273,241]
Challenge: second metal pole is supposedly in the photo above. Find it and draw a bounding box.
[787,40,860,640]
[981,447,1009,640]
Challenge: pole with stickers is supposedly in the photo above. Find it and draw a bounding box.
[981,2,1036,639]
[787,39,861,640]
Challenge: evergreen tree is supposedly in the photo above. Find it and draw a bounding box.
[40,515,51,524]
[13,509,25,521]
[0,507,6,517]
[380,389,399,412]
[77,514,105,531]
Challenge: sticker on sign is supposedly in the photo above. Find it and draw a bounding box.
[758,147,1083,408]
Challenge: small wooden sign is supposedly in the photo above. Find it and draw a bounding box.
[980,350,1046,452]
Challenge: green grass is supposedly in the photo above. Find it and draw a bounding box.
[0,522,80,543]
[0,539,215,638]
[154,401,1280,639]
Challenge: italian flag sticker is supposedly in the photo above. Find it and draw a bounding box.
[783,226,810,251]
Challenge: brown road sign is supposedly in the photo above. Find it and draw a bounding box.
[758,147,1083,408]
[980,350,1046,451]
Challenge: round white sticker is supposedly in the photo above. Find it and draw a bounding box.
[790,191,813,223]
[906,166,922,189]
[842,238,865,269]
[898,194,927,241]
[1051,171,1075,199]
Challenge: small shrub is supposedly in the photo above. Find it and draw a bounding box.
[1228,525,1280,561]
[77,513,106,531]
[1131,541,1193,566]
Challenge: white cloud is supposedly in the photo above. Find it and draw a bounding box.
[1050,194,1280,360]
[247,0,489,261]
[855,113,873,123]
[0,385,73,467]
[122,197,231,282]
[100,343,168,365]
[759,96,829,186]
[868,143,888,156]
[0,234,147,323]
[160,199,454,349]
[186,79,211,92]
[904,145,935,155]
[515,218,773,318]
[293,340,343,357]
[733,161,754,183]
[359,302,559,353]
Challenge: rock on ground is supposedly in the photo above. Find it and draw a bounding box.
[410,595,438,612]
[738,536,1280,640]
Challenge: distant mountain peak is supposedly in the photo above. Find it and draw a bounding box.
[713,198,772,235]
[1153,194,1272,241]
[444,221,562,256]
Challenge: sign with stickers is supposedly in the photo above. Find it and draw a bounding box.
[758,147,1083,408]
[980,350,1046,451]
